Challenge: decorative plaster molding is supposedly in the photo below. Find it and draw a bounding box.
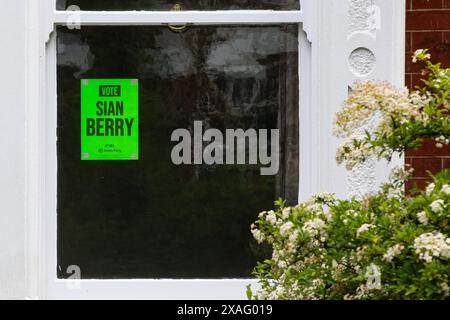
[346,0,376,198]
[345,0,389,198]
[348,47,376,77]
[40,0,55,43]
[300,0,318,43]
[348,0,376,34]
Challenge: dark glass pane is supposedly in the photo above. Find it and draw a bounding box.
[57,0,300,11]
[57,25,298,279]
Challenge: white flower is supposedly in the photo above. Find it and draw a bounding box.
[312,192,336,203]
[426,183,435,195]
[336,141,374,170]
[258,211,267,219]
[435,136,449,149]
[430,200,445,213]
[383,244,405,262]
[414,232,450,263]
[305,202,323,215]
[417,211,429,225]
[251,224,265,244]
[357,224,375,238]
[441,184,450,195]
[387,187,403,200]
[390,166,414,184]
[303,218,327,239]
[288,230,299,244]
[334,80,427,170]
[280,222,294,237]
[356,247,366,262]
[266,210,278,225]
[347,210,358,217]
[441,282,450,297]
[365,264,382,290]
[412,49,431,63]
[281,208,291,219]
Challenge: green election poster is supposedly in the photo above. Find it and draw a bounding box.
[81,79,139,160]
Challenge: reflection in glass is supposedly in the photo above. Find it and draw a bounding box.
[57,25,299,279]
[56,0,300,11]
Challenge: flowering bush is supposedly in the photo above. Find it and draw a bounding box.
[249,169,450,300]
[335,49,450,170]
[248,50,450,300]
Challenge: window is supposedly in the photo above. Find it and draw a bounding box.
[45,0,304,298]
[57,25,299,279]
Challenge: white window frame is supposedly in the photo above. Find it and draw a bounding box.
[23,0,405,300]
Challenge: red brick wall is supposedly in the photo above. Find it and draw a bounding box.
[405,0,450,189]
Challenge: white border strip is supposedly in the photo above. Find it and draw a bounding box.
[48,279,259,300]
[53,10,303,25]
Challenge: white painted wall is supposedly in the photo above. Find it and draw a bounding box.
[0,0,27,299]
[299,0,405,201]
